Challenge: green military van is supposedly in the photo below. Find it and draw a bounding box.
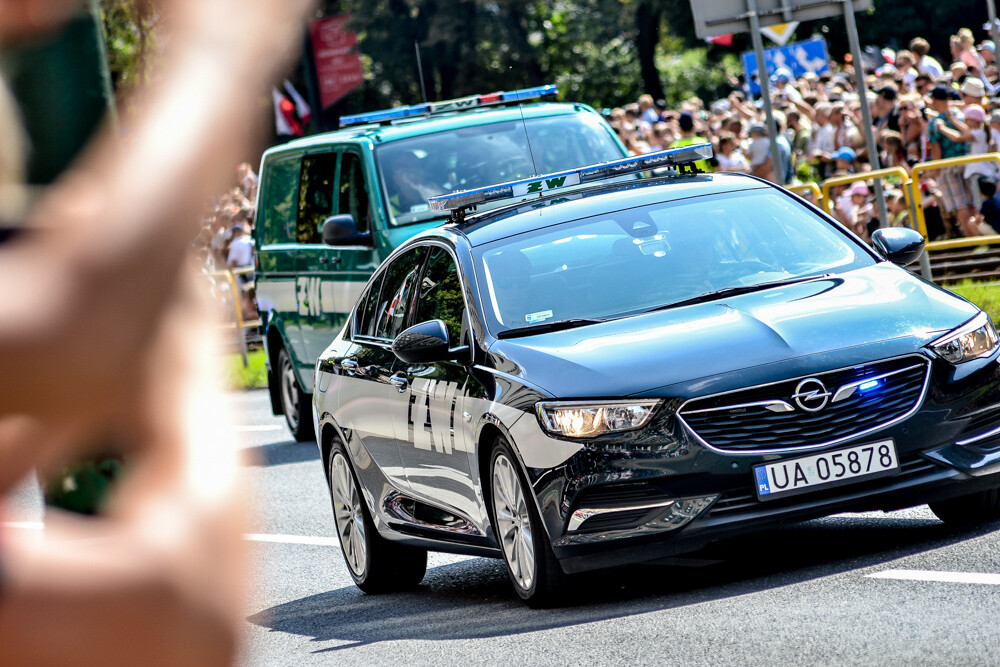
[254,85,627,440]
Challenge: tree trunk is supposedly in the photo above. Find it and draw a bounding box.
[635,1,664,100]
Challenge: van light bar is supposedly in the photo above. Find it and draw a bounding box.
[428,143,714,213]
[339,84,558,128]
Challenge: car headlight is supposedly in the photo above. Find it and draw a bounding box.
[536,400,660,438]
[930,312,1000,364]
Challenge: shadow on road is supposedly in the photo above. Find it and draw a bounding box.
[247,515,1000,652]
[242,440,319,467]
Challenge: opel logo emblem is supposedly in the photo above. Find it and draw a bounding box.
[792,378,831,412]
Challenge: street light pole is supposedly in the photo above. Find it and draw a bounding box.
[747,0,785,186]
[842,0,889,228]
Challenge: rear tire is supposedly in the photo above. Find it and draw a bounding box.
[277,348,315,442]
[929,488,1000,525]
[328,443,427,593]
[488,436,566,608]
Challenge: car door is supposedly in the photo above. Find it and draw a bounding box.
[334,246,428,491]
[255,153,305,358]
[296,149,380,376]
[392,245,482,524]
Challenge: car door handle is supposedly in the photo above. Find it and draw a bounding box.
[389,373,408,392]
[340,359,359,375]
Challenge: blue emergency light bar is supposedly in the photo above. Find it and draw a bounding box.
[339,84,559,128]
[428,143,715,214]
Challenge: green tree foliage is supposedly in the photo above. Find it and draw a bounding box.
[99,0,158,102]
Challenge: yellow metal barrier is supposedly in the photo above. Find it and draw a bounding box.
[819,166,912,217]
[205,266,260,366]
[910,153,1000,251]
[787,183,822,207]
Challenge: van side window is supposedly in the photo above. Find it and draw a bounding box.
[338,152,371,234]
[260,156,299,245]
[297,152,337,244]
[372,247,428,340]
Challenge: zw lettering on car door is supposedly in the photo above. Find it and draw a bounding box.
[392,246,482,522]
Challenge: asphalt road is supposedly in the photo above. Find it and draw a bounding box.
[9,389,1000,665]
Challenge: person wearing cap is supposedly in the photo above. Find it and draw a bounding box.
[831,146,856,173]
[927,84,976,236]
[668,112,712,172]
[980,40,996,66]
[960,104,999,211]
[770,67,802,103]
[872,84,901,134]
[973,176,1000,233]
[747,116,792,185]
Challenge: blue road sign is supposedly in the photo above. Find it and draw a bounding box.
[742,37,831,95]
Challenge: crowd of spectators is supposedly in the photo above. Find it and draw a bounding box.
[193,162,259,318]
[607,29,1000,243]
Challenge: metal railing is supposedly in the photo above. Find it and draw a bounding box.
[204,266,260,366]
[786,182,823,207]
[909,153,1000,251]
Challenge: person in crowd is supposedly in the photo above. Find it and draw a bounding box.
[910,38,945,78]
[885,189,910,227]
[669,112,711,172]
[927,85,975,236]
[960,77,987,106]
[872,85,901,133]
[832,146,857,173]
[892,50,919,88]
[715,132,749,172]
[0,0,314,665]
[879,129,910,174]
[975,176,1000,233]
[638,94,659,128]
[961,105,997,211]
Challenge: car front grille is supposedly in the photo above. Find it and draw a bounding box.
[678,355,930,453]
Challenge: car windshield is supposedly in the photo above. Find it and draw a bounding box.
[474,188,876,336]
[375,113,623,226]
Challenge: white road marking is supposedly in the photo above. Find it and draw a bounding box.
[243,533,340,546]
[867,569,1000,585]
[235,425,284,432]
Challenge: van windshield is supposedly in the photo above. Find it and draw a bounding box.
[375,113,624,226]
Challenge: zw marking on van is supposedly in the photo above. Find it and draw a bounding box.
[297,276,322,317]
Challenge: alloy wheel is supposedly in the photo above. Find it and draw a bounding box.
[330,452,367,577]
[492,453,535,591]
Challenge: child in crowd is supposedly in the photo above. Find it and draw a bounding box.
[885,189,910,227]
[975,176,1000,234]
[962,105,998,211]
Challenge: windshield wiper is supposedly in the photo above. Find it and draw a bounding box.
[644,274,834,314]
[497,318,606,340]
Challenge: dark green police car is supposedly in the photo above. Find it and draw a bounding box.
[253,86,627,440]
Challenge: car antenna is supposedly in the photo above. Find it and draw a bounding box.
[414,40,428,104]
[516,72,540,177]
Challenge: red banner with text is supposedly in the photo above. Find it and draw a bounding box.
[310,15,364,109]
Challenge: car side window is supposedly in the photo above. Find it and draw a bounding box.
[415,247,466,346]
[259,156,299,244]
[338,152,371,234]
[297,152,337,244]
[354,272,385,339]
[373,247,428,340]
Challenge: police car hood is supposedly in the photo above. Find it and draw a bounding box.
[488,263,978,400]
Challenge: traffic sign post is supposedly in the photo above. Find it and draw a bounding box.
[747,0,785,186]
[691,0,889,225]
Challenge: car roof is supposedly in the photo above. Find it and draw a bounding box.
[261,103,597,157]
[450,172,773,247]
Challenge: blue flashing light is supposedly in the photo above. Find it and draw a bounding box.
[859,380,880,391]
[339,84,559,128]
[428,143,715,213]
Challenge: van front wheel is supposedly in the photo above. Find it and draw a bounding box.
[278,348,314,442]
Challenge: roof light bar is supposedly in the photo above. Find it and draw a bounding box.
[427,143,714,213]
[339,84,558,128]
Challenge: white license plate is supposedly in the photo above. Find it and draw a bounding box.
[753,439,900,501]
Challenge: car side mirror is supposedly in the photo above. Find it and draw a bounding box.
[392,320,470,364]
[322,214,372,246]
[871,227,925,266]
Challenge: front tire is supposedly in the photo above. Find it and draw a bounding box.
[277,348,314,442]
[328,444,427,593]
[929,488,1000,525]
[489,436,566,607]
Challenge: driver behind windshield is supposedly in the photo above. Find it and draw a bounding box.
[386,151,439,215]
